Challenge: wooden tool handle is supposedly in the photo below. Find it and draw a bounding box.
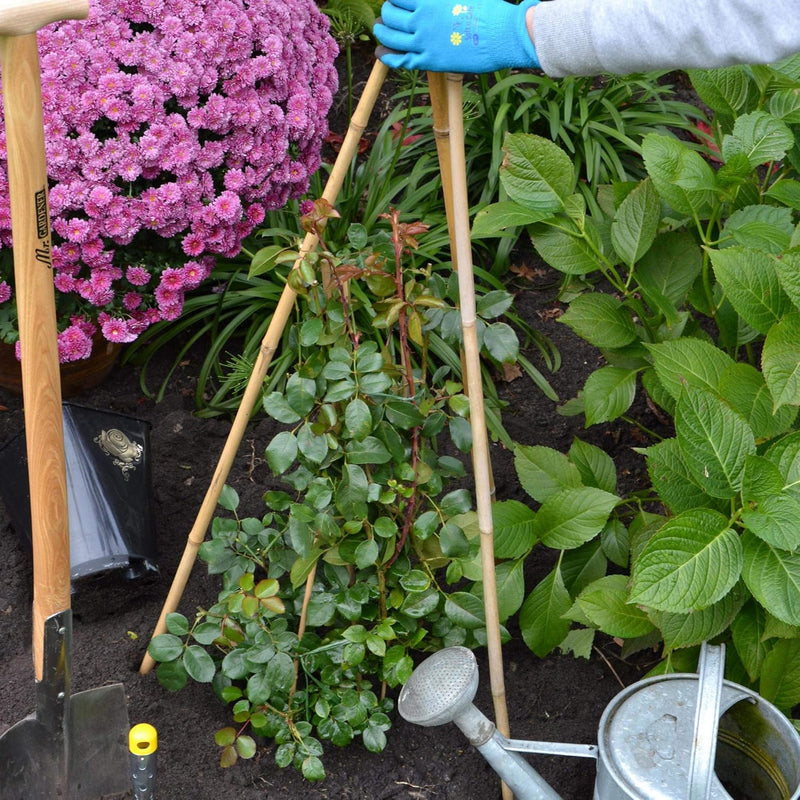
[0,0,88,36]
[0,33,70,679]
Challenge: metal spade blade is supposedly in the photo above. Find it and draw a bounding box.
[0,611,130,799]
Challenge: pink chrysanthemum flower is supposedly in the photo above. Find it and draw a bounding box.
[126,265,151,286]
[100,316,139,343]
[57,324,94,362]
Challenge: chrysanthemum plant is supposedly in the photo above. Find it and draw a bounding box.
[0,0,337,362]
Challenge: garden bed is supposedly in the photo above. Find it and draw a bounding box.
[0,256,665,799]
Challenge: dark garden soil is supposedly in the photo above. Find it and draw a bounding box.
[0,51,680,800]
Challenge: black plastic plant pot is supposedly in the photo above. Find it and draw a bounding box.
[0,403,158,582]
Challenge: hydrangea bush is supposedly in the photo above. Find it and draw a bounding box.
[0,0,337,361]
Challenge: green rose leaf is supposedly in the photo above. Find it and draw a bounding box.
[155,659,188,692]
[362,725,388,753]
[483,322,519,364]
[384,399,425,430]
[265,652,295,694]
[444,592,486,629]
[148,633,184,663]
[448,415,472,453]
[335,464,369,518]
[345,436,391,465]
[476,290,514,319]
[265,431,298,475]
[301,756,326,782]
[262,391,301,424]
[165,612,189,637]
[180,645,214,683]
[343,398,372,441]
[285,373,317,417]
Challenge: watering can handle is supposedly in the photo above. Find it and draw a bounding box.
[687,643,726,800]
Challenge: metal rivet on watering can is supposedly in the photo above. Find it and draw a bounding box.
[399,643,800,800]
[129,723,157,800]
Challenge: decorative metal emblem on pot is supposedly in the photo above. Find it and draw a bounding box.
[95,428,143,480]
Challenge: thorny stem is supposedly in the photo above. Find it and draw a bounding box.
[382,209,423,570]
[387,207,416,396]
[311,222,360,349]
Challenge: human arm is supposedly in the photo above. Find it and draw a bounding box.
[375,0,800,77]
[532,0,800,77]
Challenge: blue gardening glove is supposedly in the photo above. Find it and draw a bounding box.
[374,0,540,73]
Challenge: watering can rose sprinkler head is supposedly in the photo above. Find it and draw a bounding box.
[398,647,564,800]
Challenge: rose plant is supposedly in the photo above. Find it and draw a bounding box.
[0,0,338,362]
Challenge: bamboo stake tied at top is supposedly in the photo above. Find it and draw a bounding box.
[139,60,390,675]
[439,72,512,800]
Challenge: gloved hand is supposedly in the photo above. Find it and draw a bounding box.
[374,0,540,74]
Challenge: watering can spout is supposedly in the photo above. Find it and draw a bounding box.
[398,647,564,800]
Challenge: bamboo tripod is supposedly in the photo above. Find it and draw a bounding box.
[139,60,512,799]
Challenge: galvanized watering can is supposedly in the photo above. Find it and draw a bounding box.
[398,643,800,800]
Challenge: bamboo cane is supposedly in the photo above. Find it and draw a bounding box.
[445,72,512,800]
[140,60,390,675]
[427,72,496,501]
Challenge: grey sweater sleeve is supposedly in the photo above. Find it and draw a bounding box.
[533,0,800,77]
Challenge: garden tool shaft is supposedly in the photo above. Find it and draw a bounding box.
[0,1,130,796]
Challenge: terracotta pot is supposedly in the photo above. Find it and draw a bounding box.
[0,335,122,397]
